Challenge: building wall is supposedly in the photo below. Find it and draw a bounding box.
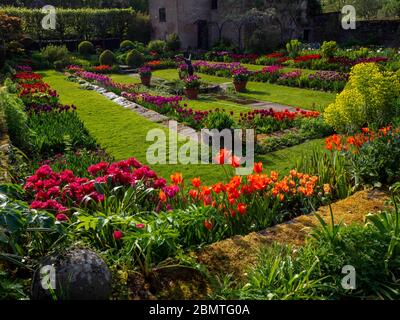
[149,0,248,49]
[149,0,313,50]
[311,12,400,47]
[149,0,179,41]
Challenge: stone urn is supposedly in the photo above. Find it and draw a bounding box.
[140,75,151,87]
[185,88,199,100]
[31,248,112,300]
[233,81,247,92]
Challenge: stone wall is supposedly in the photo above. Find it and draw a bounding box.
[312,13,400,47]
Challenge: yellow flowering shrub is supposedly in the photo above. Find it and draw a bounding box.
[324,88,365,133]
[324,63,400,133]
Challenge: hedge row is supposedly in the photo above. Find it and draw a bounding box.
[0,7,150,42]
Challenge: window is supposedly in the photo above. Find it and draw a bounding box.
[159,8,166,22]
[211,0,218,10]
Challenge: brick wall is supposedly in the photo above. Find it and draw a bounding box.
[312,13,400,47]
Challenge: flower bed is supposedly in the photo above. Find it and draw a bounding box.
[25,158,165,216]
[66,66,137,94]
[190,60,347,92]
[238,108,320,134]
[13,71,77,115]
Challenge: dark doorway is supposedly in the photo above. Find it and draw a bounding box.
[197,20,209,50]
[303,29,310,42]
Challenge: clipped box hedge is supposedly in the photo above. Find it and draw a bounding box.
[1,7,151,42]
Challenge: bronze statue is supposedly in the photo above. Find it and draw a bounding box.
[183,52,194,76]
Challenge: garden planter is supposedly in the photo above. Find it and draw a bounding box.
[185,88,199,100]
[233,81,247,92]
[140,75,151,87]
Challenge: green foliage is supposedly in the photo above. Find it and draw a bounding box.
[0,186,64,264]
[286,39,301,58]
[120,40,135,52]
[125,49,144,68]
[311,205,344,247]
[216,217,400,300]
[78,41,94,56]
[205,110,236,131]
[211,244,329,300]
[324,63,400,133]
[1,7,150,42]
[0,45,5,69]
[53,59,73,71]
[320,41,337,59]
[0,91,32,153]
[0,270,27,300]
[99,50,115,66]
[0,96,6,135]
[34,149,113,178]
[350,131,400,186]
[40,45,70,64]
[366,194,400,273]
[147,40,166,53]
[4,78,17,94]
[296,150,353,200]
[165,33,181,52]
[28,111,98,158]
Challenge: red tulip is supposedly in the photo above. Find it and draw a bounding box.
[113,230,123,240]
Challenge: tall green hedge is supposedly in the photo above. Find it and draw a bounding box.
[0,7,150,42]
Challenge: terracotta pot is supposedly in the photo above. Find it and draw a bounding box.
[140,75,151,86]
[233,81,247,92]
[185,88,199,100]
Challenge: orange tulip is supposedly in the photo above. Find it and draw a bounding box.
[159,190,167,202]
[323,184,331,194]
[214,149,230,165]
[253,162,263,174]
[191,177,201,188]
[204,220,213,231]
[237,203,247,215]
[171,172,183,185]
[229,155,241,168]
[270,171,279,182]
[189,189,198,199]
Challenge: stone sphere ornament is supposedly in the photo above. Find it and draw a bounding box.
[31,248,112,300]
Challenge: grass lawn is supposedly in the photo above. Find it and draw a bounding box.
[110,73,141,84]
[257,138,326,173]
[241,82,335,110]
[153,69,230,84]
[41,70,326,184]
